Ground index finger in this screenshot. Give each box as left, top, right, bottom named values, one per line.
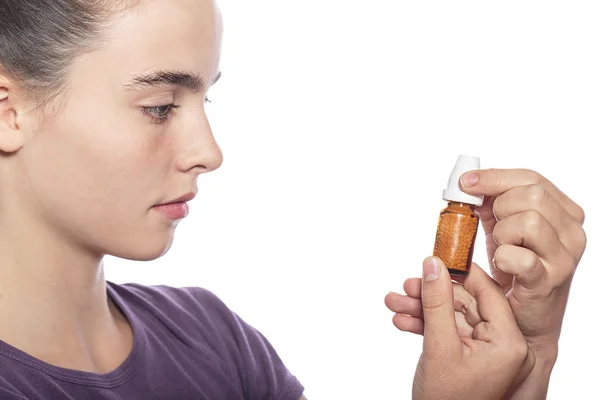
left=459, top=168, right=585, bottom=224
left=463, top=263, right=517, bottom=332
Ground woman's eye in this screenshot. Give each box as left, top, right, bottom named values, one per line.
left=141, top=104, right=180, bottom=124
left=141, top=97, right=212, bottom=124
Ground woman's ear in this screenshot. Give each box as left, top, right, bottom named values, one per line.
left=0, top=82, right=27, bottom=153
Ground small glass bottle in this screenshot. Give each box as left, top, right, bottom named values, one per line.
left=433, top=155, right=484, bottom=276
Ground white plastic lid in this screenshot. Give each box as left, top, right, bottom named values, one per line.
left=441, top=154, right=484, bottom=206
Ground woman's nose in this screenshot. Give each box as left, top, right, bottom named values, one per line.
left=175, top=112, right=223, bottom=175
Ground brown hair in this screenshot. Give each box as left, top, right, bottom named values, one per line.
left=0, top=0, right=138, bottom=107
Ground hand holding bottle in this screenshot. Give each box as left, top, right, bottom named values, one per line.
left=456, top=168, right=587, bottom=398
left=408, top=256, right=534, bottom=400
left=386, top=162, right=587, bottom=399
left=457, top=168, right=586, bottom=353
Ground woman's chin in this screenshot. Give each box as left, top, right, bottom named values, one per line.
left=107, top=229, right=176, bottom=262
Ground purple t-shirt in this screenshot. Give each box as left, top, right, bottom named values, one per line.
left=0, top=281, right=304, bottom=399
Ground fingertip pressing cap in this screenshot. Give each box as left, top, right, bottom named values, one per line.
left=441, top=154, right=484, bottom=206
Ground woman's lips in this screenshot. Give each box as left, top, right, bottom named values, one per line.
left=152, top=192, right=195, bottom=220
left=152, top=202, right=190, bottom=220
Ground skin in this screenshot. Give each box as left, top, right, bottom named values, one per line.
left=412, top=257, right=534, bottom=400
left=0, top=0, right=222, bottom=374
left=385, top=169, right=587, bottom=398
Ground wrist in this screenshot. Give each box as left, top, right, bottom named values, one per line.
left=524, top=332, right=559, bottom=362
left=530, top=341, right=558, bottom=365
left=506, top=351, right=557, bottom=400
left=532, top=352, right=557, bottom=378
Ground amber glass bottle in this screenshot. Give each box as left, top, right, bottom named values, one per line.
left=434, top=202, right=479, bottom=275
left=433, top=155, right=484, bottom=276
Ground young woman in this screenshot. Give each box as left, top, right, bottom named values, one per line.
left=0, top=0, right=586, bottom=399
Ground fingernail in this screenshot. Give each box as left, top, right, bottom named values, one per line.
left=423, top=257, right=439, bottom=282
left=460, top=172, right=479, bottom=188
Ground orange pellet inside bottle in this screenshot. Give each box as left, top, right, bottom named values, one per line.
left=433, top=201, right=479, bottom=275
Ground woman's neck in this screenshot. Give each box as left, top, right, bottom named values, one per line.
left=0, top=213, right=133, bottom=373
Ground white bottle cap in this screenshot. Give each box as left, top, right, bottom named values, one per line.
left=441, top=155, right=484, bottom=206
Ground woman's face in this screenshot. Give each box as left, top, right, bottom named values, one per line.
left=12, top=0, right=223, bottom=260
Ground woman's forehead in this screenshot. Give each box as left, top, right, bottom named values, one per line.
left=91, top=0, right=222, bottom=79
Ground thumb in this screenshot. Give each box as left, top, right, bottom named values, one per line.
left=421, top=256, right=461, bottom=354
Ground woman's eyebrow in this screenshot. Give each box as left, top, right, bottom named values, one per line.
left=123, top=70, right=221, bottom=92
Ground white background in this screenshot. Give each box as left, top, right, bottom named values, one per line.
left=106, top=1, right=599, bottom=398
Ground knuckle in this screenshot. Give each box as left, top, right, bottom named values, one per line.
left=523, top=210, right=544, bottom=235
left=569, top=226, right=587, bottom=264
left=574, top=204, right=586, bottom=225
left=579, top=228, right=588, bottom=255
left=474, top=322, right=493, bottom=339
left=549, top=255, right=577, bottom=289
left=519, top=248, right=539, bottom=272
left=526, top=184, right=548, bottom=208
left=422, top=293, right=445, bottom=310
left=526, top=169, right=545, bottom=186
left=487, top=168, right=504, bottom=191
left=500, top=337, right=528, bottom=364
left=511, top=341, right=529, bottom=364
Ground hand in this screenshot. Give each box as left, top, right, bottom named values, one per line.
left=458, top=169, right=586, bottom=356
left=403, top=257, right=534, bottom=400
left=386, top=168, right=587, bottom=399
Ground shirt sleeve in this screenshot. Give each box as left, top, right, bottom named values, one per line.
left=230, top=311, right=305, bottom=400
left=187, top=287, right=305, bottom=400
left=0, top=385, right=27, bottom=400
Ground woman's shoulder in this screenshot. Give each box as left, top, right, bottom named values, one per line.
left=108, top=280, right=228, bottom=310
left=106, top=280, right=240, bottom=335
